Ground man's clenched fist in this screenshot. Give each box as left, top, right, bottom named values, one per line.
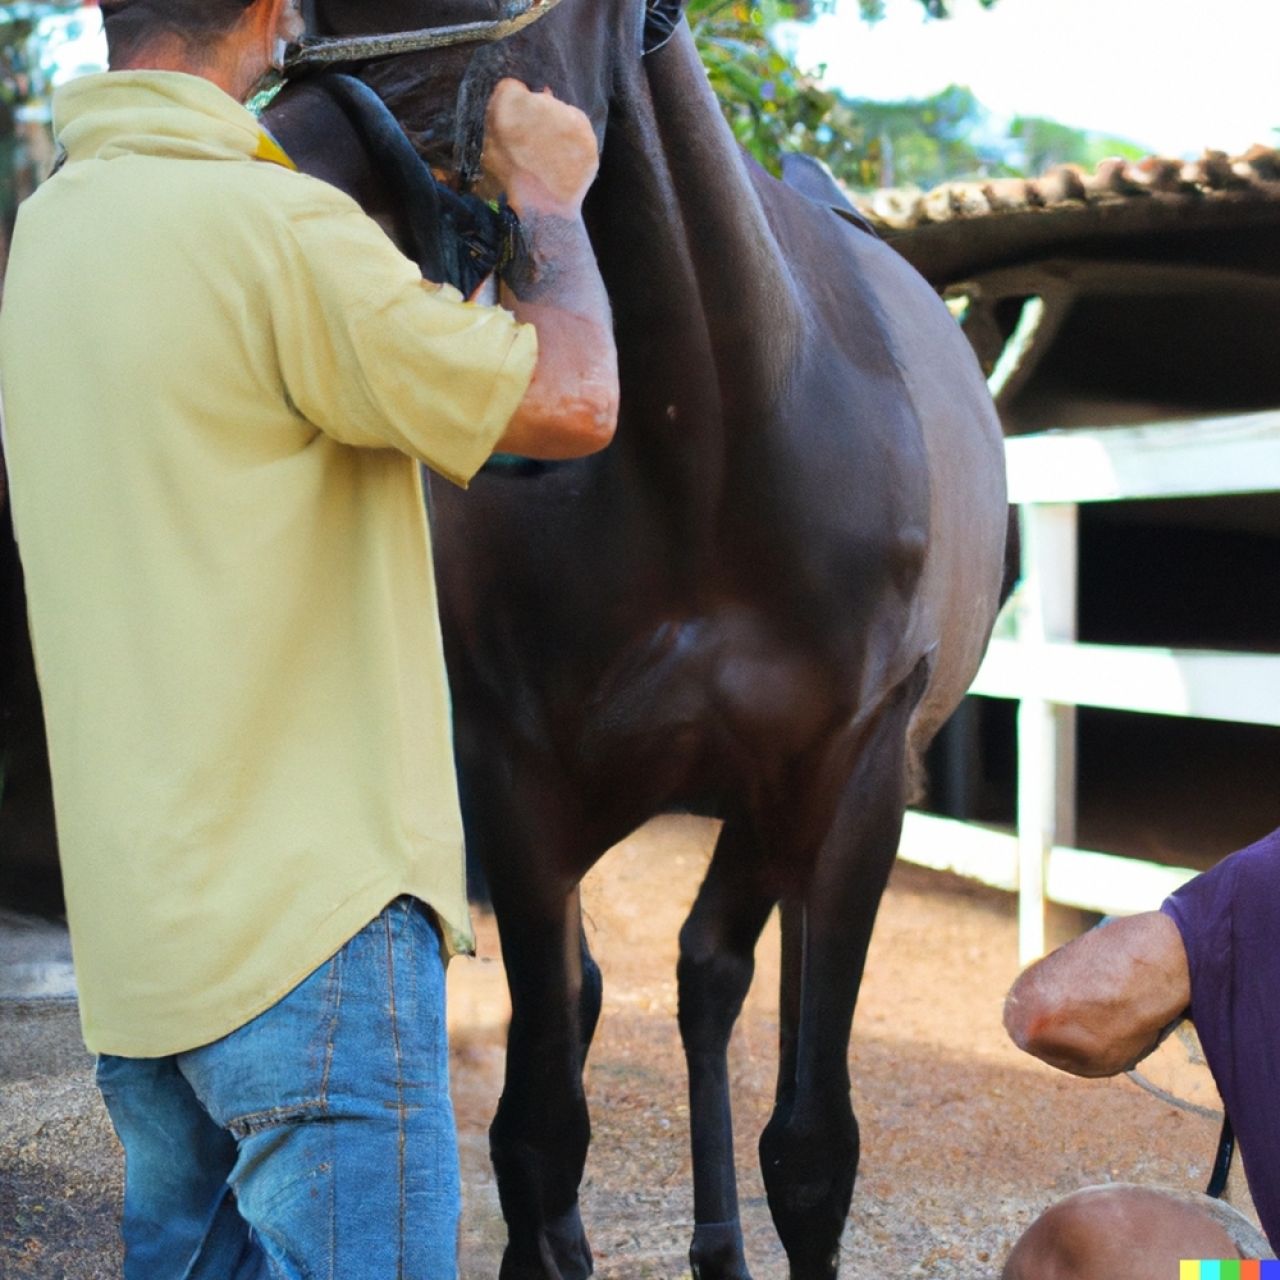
left=481, top=78, right=599, bottom=217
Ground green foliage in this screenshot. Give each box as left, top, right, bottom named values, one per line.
left=689, top=0, right=1008, bottom=180
left=690, top=0, right=1144, bottom=190
left=854, top=0, right=996, bottom=19
left=689, top=0, right=839, bottom=172
left=1010, top=115, right=1147, bottom=172
left=0, top=16, right=40, bottom=108
left=841, top=84, right=1011, bottom=188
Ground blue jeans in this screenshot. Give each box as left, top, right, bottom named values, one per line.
left=96, top=897, right=461, bottom=1279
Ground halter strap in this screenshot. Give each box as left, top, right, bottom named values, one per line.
left=283, top=0, right=564, bottom=73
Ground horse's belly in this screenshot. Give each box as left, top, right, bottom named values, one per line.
left=575, top=605, right=886, bottom=807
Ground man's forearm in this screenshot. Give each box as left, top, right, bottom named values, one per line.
left=493, top=201, right=618, bottom=457
left=1003, top=911, right=1191, bottom=1077
left=477, top=79, right=618, bottom=458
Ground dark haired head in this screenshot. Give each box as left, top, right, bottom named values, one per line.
left=101, top=0, right=262, bottom=69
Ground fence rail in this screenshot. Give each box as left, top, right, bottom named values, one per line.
left=897, top=411, right=1280, bottom=962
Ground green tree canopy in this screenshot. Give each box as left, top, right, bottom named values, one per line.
left=691, top=0, right=839, bottom=165
left=689, top=0, right=1003, bottom=180
left=854, top=0, right=995, bottom=18
left=841, top=84, right=1008, bottom=188
left=691, top=0, right=1143, bottom=190
left=1009, top=115, right=1146, bottom=173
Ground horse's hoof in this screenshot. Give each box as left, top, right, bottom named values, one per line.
left=689, top=1220, right=752, bottom=1280
left=498, top=1249, right=592, bottom=1280
left=498, top=1208, right=594, bottom=1280
left=786, top=1253, right=840, bottom=1280
left=782, top=1234, right=842, bottom=1280
left=544, top=1205, right=594, bottom=1279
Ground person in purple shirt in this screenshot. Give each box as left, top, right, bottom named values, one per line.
left=1000, top=826, right=1280, bottom=1277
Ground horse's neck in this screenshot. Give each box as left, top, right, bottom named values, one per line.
left=562, top=28, right=808, bottom=578
left=624, top=24, right=805, bottom=408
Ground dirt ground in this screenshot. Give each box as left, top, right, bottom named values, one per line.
left=1, top=814, right=1257, bottom=1278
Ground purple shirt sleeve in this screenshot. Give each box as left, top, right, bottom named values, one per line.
left=1160, top=826, right=1280, bottom=1250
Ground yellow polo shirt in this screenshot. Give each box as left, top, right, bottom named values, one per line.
left=0, top=71, right=537, bottom=1057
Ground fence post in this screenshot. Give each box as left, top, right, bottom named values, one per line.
left=1015, top=501, right=1078, bottom=963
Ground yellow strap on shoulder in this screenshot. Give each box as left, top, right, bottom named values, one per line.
left=254, top=130, right=297, bottom=171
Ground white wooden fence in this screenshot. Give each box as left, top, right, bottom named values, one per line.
left=897, top=410, right=1280, bottom=963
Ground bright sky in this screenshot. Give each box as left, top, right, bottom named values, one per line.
left=26, top=1, right=1280, bottom=158
left=782, top=0, right=1280, bottom=159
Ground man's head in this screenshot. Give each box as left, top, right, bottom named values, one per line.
left=102, top=0, right=304, bottom=100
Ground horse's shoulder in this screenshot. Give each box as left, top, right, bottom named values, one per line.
left=748, top=154, right=893, bottom=296
left=778, top=153, right=878, bottom=239
left=266, top=77, right=378, bottom=200
left=752, top=157, right=928, bottom=316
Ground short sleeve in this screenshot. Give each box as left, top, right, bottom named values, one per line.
left=1159, top=827, right=1280, bottom=1249
left=272, top=182, right=538, bottom=487
left=1160, top=851, right=1238, bottom=1032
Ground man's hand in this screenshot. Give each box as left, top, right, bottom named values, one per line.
left=481, top=79, right=599, bottom=218
left=1003, top=912, right=1191, bottom=1078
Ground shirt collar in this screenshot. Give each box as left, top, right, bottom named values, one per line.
left=53, top=70, right=296, bottom=171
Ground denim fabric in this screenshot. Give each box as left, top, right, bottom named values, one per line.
left=96, top=897, right=460, bottom=1279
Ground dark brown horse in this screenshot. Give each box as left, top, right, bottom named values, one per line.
left=0, top=5, right=1005, bottom=1279
left=263, top=5, right=1006, bottom=1276
left=0, top=454, right=59, bottom=917
left=257, top=2, right=1008, bottom=1280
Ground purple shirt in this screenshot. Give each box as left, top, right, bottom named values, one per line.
left=1161, top=826, right=1280, bottom=1249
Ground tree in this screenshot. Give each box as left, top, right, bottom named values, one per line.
left=1009, top=115, right=1146, bottom=174
left=690, top=1, right=1147, bottom=190
left=840, top=84, right=1009, bottom=189
left=690, top=0, right=840, bottom=169
left=856, top=0, right=995, bottom=18
left=689, top=0, right=1000, bottom=176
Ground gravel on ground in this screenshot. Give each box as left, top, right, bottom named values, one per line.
left=1, top=814, right=1257, bottom=1278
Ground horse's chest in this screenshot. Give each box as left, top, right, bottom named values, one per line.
left=569, top=608, right=856, bottom=798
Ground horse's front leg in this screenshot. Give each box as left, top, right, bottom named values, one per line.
left=759, top=666, right=925, bottom=1280
left=489, top=877, right=600, bottom=1280
left=678, top=819, right=778, bottom=1280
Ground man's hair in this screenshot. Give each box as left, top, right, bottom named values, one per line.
left=101, top=0, right=260, bottom=68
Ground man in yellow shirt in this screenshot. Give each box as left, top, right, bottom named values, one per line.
left=0, top=0, right=618, bottom=1273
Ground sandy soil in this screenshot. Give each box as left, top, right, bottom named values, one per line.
left=1, top=814, right=1256, bottom=1278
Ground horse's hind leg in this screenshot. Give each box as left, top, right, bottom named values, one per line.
left=760, top=673, right=923, bottom=1280
left=770, top=894, right=803, bottom=1134
left=678, top=818, right=778, bottom=1280
left=489, top=879, right=599, bottom=1280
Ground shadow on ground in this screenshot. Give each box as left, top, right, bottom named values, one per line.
left=1, top=816, right=1255, bottom=1279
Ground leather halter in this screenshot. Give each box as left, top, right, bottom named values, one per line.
left=282, top=0, right=564, bottom=74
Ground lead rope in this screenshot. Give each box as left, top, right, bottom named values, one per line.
left=1206, top=1115, right=1236, bottom=1200
left=1127, top=1068, right=1236, bottom=1197
left=1125, top=1020, right=1236, bottom=1198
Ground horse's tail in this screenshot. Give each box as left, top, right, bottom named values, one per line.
left=1000, top=505, right=1021, bottom=608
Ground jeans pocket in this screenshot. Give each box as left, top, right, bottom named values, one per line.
left=179, top=945, right=345, bottom=1137
left=93, top=1052, right=125, bottom=1100
left=224, top=1098, right=327, bottom=1141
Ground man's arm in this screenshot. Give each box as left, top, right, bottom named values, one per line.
left=480, top=80, right=619, bottom=460
left=1002, top=911, right=1191, bottom=1077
